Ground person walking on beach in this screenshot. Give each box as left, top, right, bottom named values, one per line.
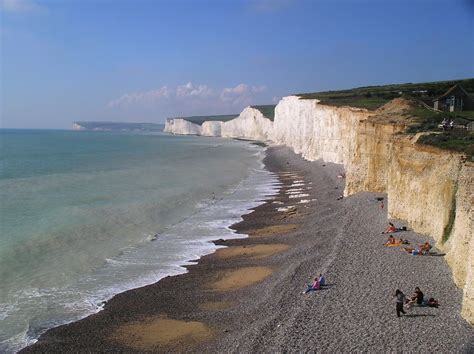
left=394, top=289, right=406, bottom=317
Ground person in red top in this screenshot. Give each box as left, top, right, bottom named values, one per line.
left=303, top=277, right=320, bottom=294
left=382, top=222, right=396, bottom=234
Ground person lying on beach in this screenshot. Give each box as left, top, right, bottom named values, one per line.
left=382, top=223, right=396, bottom=234
left=384, top=236, right=409, bottom=246
left=404, top=243, right=431, bottom=256
left=303, top=277, right=321, bottom=294
left=384, top=235, right=396, bottom=245
left=382, top=223, right=407, bottom=234
left=406, top=287, right=424, bottom=308
left=427, top=297, right=440, bottom=308
left=403, top=247, right=420, bottom=255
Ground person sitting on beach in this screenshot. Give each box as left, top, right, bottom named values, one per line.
left=419, top=242, right=431, bottom=255
left=318, top=274, right=326, bottom=287
left=407, top=287, right=424, bottom=308
left=303, top=277, right=321, bottom=294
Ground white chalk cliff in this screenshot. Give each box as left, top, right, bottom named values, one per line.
left=164, top=96, right=473, bottom=324
left=72, top=123, right=86, bottom=131
left=164, top=118, right=202, bottom=135
left=221, top=106, right=273, bottom=141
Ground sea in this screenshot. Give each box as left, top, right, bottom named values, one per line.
left=0, top=129, right=278, bottom=352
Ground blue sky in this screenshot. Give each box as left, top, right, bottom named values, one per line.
left=1, top=0, right=473, bottom=128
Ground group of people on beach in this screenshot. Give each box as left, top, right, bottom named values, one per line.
left=382, top=223, right=432, bottom=256
left=301, top=219, right=439, bottom=319
left=383, top=222, right=440, bottom=317
left=394, top=287, right=439, bottom=317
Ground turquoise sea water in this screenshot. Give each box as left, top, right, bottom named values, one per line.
left=0, top=130, right=277, bottom=352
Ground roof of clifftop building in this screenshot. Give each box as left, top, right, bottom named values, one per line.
left=432, top=84, right=471, bottom=102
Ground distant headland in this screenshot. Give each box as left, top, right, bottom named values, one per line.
left=72, top=121, right=164, bottom=132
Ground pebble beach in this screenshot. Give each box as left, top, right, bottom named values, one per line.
left=22, top=145, right=473, bottom=353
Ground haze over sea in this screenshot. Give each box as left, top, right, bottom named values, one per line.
left=0, top=129, right=276, bottom=352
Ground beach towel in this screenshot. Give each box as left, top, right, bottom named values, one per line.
left=384, top=243, right=402, bottom=247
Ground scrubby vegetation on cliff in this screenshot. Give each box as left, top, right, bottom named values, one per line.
left=417, top=131, right=474, bottom=159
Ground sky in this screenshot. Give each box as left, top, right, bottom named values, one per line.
left=1, top=0, right=473, bottom=129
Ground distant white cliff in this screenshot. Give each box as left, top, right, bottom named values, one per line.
left=72, top=123, right=86, bottom=131
left=164, top=106, right=273, bottom=141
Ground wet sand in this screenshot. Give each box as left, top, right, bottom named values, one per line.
left=21, top=146, right=473, bottom=353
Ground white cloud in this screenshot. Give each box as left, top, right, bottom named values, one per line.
left=252, top=85, right=267, bottom=93
left=108, top=87, right=171, bottom=107
left=176, top=82, right=213, bottom=98
left=108, top=82, right=267, bottom=113
left=222, top=83, right=249, bottom=95
left=0, top=0, right=46, bottom=13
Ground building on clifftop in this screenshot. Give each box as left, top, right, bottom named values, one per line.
left=432, top=84, right=474, bottom=112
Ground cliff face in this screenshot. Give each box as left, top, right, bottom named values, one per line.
left=273, top=96, right=370, bottom=164
left=221, top=107, right=273, bottom=141
left=164, top=119, right=202, bottom=135
left=345, top=122, right=406, bottom=194
left=201, top=121, right=222, bottom=136
left=164, top=96, right=473, bottom=323
left=448, top=162, right=474, bottom=322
